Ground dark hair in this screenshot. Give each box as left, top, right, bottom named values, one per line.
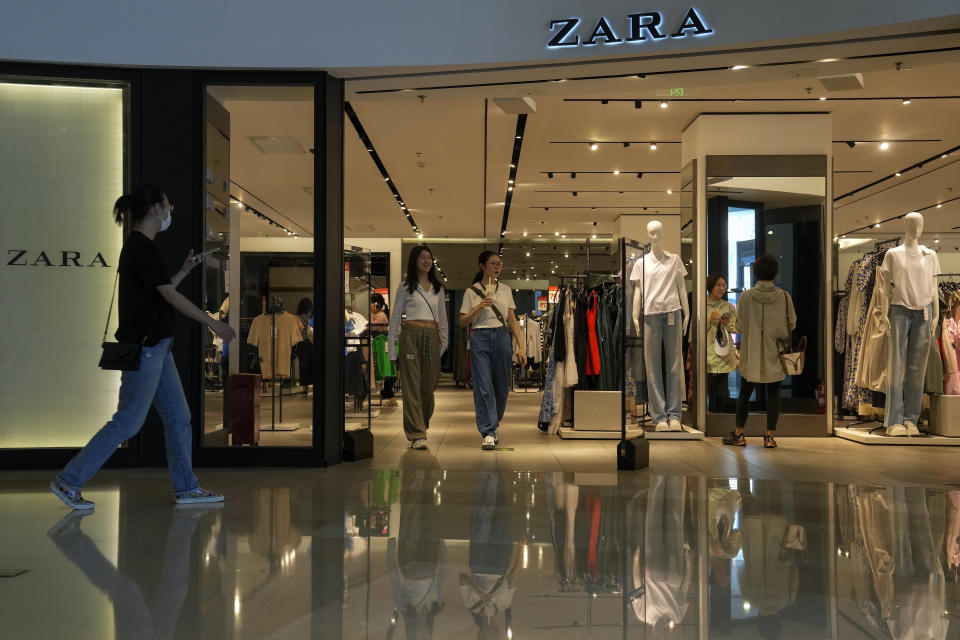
left=752, top=254, right=779, bottom=281
left=404, top=245, right=442, bottom=294
left=371, top=292, right=389, bottom=316
left=472, top=250, right=500, bottom=285
left=706, top=271, right=727, bottom=292
left=113, top=183, right=165, bottom=226
left=296, top=297, right=313, bottom=316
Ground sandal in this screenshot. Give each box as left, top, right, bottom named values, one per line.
left=722, top=430, right=746, bottom=447
left=764, top=434, right=778, bottom=448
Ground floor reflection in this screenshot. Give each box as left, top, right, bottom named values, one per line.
left=32, top=470, right=960, bottom=638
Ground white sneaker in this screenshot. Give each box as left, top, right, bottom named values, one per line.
left=885, top=424, right=908, bottom=437
left=654, top=421, right=669, bottom=432
left=482, top=435, right=497, bottom=450
left=494, top=430, right=500, bottom=445
left=905, top=421, right=921, bottom=436
left=668, top=419, right=683, bottom=432
left=410, top=439, right=428, bottom=450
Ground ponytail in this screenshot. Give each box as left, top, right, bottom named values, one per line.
left=471, top=270, right=484, bottom=285
left=113, top=183, right=165, bottom=226
left=473, top=250, right=498, bottom=285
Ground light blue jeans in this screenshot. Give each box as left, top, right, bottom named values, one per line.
left=58, top=337, right=200, bottom=494
left=644, top=310, right=684, bottom=424
left=470, top=327, right=512, bottom=437
left=884, top=304, right=933, bottom=427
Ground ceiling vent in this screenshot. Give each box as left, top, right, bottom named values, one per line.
left=345, top=224, right=375, bottom=232
left=493, top=97, right=537, bottom=114
left=818, top=73, right=864, bottom=91
left=249, top=136, right=306, bottom=154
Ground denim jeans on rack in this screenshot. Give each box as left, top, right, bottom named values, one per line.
left=884, top=303, right=933, bottom=427
left=644, top=310, right=684, bottom=424
left=58, top=337, right=200, bottom=495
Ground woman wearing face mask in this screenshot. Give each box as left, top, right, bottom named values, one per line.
left=50, top=184, right=236, bottom=510
left=460, top=251, right=527, bottom=450
left=388, top=245, right=449, bottom=450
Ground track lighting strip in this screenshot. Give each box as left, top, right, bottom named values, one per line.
left=836, top=194, right=960, bottom=237
left=835, top=144, right=960, bottom=202
left=499, top=114, right=527, bottom=242
left=565, top=96, right=960, bottom=104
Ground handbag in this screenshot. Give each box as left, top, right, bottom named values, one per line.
left=98, top=271, right=156, bottom=371
left=777, top=290, right=806, bottom=376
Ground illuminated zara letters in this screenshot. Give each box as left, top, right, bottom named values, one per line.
left=547, top=7, right=713, bottom=49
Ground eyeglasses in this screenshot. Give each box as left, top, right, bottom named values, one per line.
left=487, top=262, right=503, bottom=268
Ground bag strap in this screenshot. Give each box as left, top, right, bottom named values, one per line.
left=103, top=269, right=159, bottom=345
left=415, top=287, right=440, bottom=326
left=471, top=284, right=506, bottom=326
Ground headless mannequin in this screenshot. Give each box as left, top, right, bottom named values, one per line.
left=881, top=212, right=939, bottom=336
left=632, top=221, right=690, bottom=335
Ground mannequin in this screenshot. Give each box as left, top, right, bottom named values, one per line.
left=879, top=212, right=941, bottom=436
left=630, top=220, right=689, bottom=431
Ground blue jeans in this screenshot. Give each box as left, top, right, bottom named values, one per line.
left=470, top=327, right=512, bottom=437
left=884, top=304, right=932, bottom=427
left=644, top=310, right=683, bottom=424
left=59, top=337, right=199, bottom=494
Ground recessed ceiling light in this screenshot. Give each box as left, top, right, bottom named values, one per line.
left=522, top=231, right=528, bottom=236
left=935, top=238, right=940, bottom=243
left=590, top=143, right=599, bottom=151
left=561, top=234, right=566, bottom=238
left=650, top=143, right=658, bottom=151
left=731, top=65, right=748, bottom=70
left=767, top=230, right=774, bottom=235
left=526, top=252, right=530, bottom=257
left=880, top=142, right=890, bottom=150
left=819, top=97, right=827, bottom=101
left=659, top=101, right=668, bottom=109
left=666, top=189, right=673, bottom=194
left=592, top=234, right=597, bottom=239
left=555, top=231, right=560, bottom=236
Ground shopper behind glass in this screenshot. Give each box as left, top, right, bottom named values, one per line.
left=723, top=255, right=795, bottom=449
left=460, top=251, right=526, bottom=451
left=370, top=292, right=398, bottom=407
left=294, top=297, right=314, bottom=396
left=706, top=272, right=739, bottom=413
left=388, top=246, right=449, bottom=450
left=50, top=184, right=236, bottom=510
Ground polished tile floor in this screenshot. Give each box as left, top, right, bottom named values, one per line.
left=5, top=384, right=960, bottom=638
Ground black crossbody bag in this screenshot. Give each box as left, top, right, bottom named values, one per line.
left=98, top=271, right=157, bottom=371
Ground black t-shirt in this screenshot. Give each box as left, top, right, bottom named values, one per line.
left=115, top=231, right=174, bottom=346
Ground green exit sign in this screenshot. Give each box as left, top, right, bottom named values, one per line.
left=670, top=88, right=686, bottom=97
left=657, top=88, right=699, bottom=98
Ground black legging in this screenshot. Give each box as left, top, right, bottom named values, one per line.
left=735, top=378, right=782, bottom=431
left=707, top=372, right=729, bottom=413
left=381, top=376, right=396, bottom=399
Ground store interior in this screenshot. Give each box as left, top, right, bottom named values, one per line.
left=198, top=33, right=960, bottom=449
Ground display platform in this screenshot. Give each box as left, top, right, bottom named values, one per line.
left=644, top=425, right=705, bottom=441
left=264, top=422, right=300, bottom=432
left=834, top=426, right=960, bottom=446
left=557, top=427, right=645, bottom=440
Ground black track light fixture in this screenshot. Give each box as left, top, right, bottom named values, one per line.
left=636, top=172, right=643, bottom=179
left=634, top=100, right=642, bottom=109
left=637, top=73, right=646, bottom=79
left=571, top=172, right=577, bottom=179
left=846, top=141, right=856, bottom=149
left=572, top=191, right=578, bottom=197
left=623, top=141, right=630, bottom=148
left=601, top=100, right=609, bottom=105
left=544, top=207, right=550, bottom=211
left=547, top=172, right=554, bottom=179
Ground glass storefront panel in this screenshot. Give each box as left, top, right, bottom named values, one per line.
left=201, top=85, right=315, bottom=448
left=0, top=79, right=127, bottom=448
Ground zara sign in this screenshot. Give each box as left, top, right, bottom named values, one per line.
left=547, top=7, right=713, bottom=49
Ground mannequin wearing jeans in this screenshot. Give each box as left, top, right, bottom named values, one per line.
left=631, top=220, right=689, bottom=431
left=879, top=213, right=941, bottom=436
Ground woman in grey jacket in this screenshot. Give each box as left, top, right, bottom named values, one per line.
left=723, top=255, right=796, bottom=448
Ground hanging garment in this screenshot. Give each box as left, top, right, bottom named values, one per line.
left=563, top=293, right=579, bottom=388
left=247, top=311, right=303, bottom=379
left=856, top=267, right=889, bottom=393
left=843, top=255, right=881, bottom=413
left=574, top=288, right=589, bottom=384
left=372, top=333, right=398, bottom=380
left=586, top=291, right=601, bottom=377
left=943, top=317, right=960, bottom=395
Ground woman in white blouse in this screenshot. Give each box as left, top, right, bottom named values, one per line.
left=460, top=251, right=527, bottom=450
left=388, top=246, right=449, bottom=450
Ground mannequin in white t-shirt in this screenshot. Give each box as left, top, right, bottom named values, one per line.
left=629, top=220, right=689, bottom=431
left=879, top=212, right=942, bottom=436
left=632, top=221, right=690, bottom=335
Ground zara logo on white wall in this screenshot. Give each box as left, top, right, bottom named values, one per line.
left=547, top=7, right=713, bottom=49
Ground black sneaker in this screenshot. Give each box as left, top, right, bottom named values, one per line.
left=722, top=431, right=746, bottom=447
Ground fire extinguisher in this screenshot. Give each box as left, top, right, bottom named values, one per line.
left=816, top=381, right=826, bottom=414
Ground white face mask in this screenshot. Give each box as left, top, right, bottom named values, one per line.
left=158, top=206, right=172, bottom=232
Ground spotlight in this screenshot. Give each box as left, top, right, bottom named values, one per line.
left=874, top=223, right=881, bottom=228
left=554, top=231, right=560, bottom=236
left=634, top=100, right=642, bottom=109
left=547, top=172, right=554, bottom=179
left=637, top=73, right=646, bottom=79
left=895, top=172, right=901, bottom=177
left=846, top=141, right=856, bottom=149
left=659, top=101, right=668, bottom=109
left=623, top=141, right=630, bottom=148
left=522, top=231, right=528, bottom=236
left=637, top=172, right=643, bottom=179
left=572, top=191, right=578, bottom=197
left=819, top=97, right=827, bottom=101
left=613, top=170, right=620, bottom=175
left=508, top=186, right=514, bottom=191
left=937, top=204, right=943, bottom=208
left=571, top=172, right=577, bottom=179
left=650, top=143, right=657, bottom=150
left=591, top=207, right=597, bottom=211
left=731, top=65, right=748, bottom=70
left=666, top=189, right=673, bottom=194
left=545, top=207, right=550, bottom=211
left=880, top=142, right=890, bottom=150
left=601, top=100, right=608, bottom=105
left=902, top=98, right=911, bottom=105
left=526, top=252, right=530, bottom=257
left=592, top=234, right=597, bottom=239
left=590, top=143, right=599, bottom=151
